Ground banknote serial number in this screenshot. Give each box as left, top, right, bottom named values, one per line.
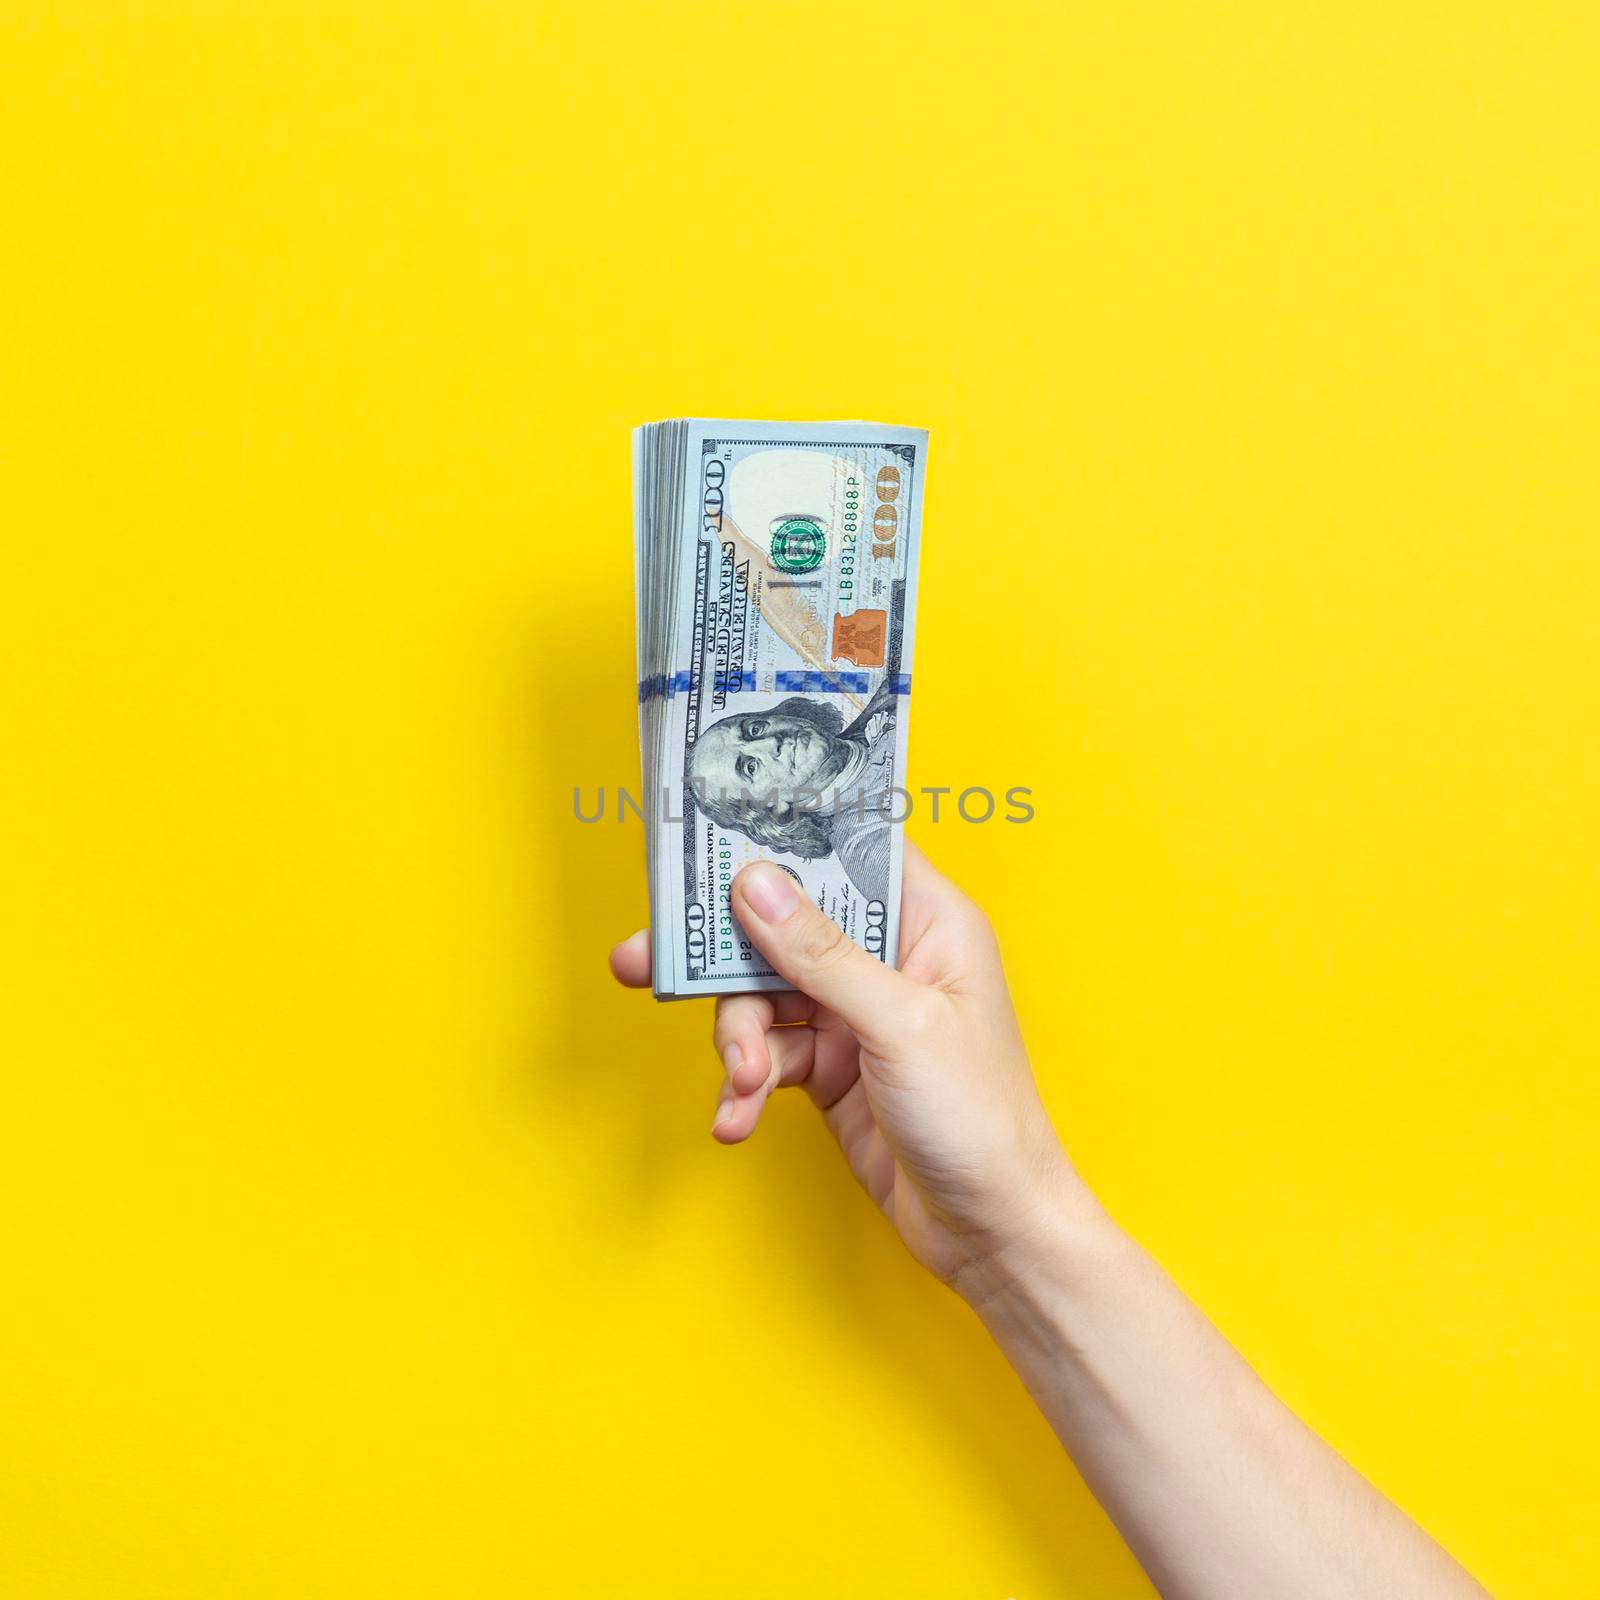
left=714, top=844, right=753, bottom=964
left=839, top=476, right=860, bottom=599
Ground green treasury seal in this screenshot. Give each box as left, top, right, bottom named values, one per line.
left=769, top=516, right=826, bottom=574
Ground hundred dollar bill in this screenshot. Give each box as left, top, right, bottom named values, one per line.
left=633, top=420, right=927, bottom=997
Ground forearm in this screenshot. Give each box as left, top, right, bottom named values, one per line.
left=961, top=1187, right=1487, bottom=1600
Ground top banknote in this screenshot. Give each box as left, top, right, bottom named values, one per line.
left=633, top=420, right=928, bottom=998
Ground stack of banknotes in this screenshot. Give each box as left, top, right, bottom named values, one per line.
left=632, top=419, right=928, bottom=998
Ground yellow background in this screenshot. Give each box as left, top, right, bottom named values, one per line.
left=3, top=3, right=1595, bottom=1595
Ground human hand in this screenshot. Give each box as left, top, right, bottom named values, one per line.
left=607, top=843, right=1096, bottom=1296
left=612, top=855, right=1493, bottom=1600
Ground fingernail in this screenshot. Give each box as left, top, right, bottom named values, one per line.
left=713, top=1098, right=735, bottom=1132
left=721, top=1042, right=743, bottom=1078
left=741, top=861, right=799, bottom=922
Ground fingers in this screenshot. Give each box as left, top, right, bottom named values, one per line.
left=711, top=1025, right=816, bottom=1144
left=608, top=928, right=651, bottom=988
left=729, top=863, right=925, bottom=1046
left=608, top=927, right=823, bottom=1142
left=711, top=1016, right=888, bottom=1205
left=800, top=1021, right=865, bottom=1113
left=713, top=989, right=814, bottom=1095
left=713, top=992, right=775, bottom=1095
left=608, top=921, right=871, bottom=1161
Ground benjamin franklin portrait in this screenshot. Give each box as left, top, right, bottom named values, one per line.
left=687, top=682, right=899, bottom=903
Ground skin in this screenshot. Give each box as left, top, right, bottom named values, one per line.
left=688, top=709, right=850, bottom=813
left=608, top=843, right=1490, bottom=1600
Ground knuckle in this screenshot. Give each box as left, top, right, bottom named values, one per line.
left=798, top=914, right=855, bottom=973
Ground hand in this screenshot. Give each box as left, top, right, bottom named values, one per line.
left=612, top=856, right=1491, bottom=1600
left=608, top=842, right=1093, bottom=1295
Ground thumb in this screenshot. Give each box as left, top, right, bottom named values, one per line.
left=730, top=861, right=921, bottom=1039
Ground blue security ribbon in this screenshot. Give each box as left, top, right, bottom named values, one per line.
left=636, top=670, right=694, bottom=703
left=637, top=671, right=911, bottom=703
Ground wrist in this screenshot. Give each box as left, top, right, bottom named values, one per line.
left=949, top=1162, right=1131, bottom=1330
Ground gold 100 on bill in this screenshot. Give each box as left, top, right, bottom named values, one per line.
left=633, top=420, right=928, bottom=998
